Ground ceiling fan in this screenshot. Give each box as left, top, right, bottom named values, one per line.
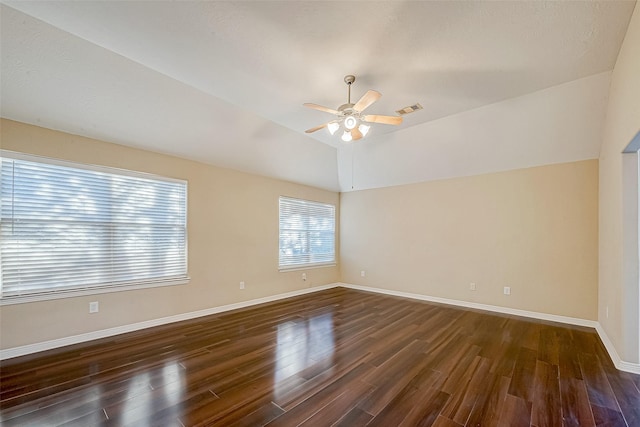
left=304, top=75, right=403, bottom=142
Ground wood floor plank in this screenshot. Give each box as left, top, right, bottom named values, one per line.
left=602, top=366, right=640, bottom=427
left=398, top=389, right=451, bottom=427
left=531, top=360, right=562, bottom=427
left=538, top=327, right=560, bottom=366
left=359, top=339, right=431, bottom=415
left=559, top=377, right=597, bottom=427
left=1, top=287, right=638, bottom=427
left=223, top=401, right=284, bottom=427
left=266, top=363, right=374, bottom=426
left=590, top=404, right=627, bottom=427
left=465, top=374, right=511, bottom=427
left=332, top=406, right=373, bottom=426
left=558, top=329, right=584, bottom=381
left=367, top=383, right=438, bottom=427
left=297, top=381, right=374, bottom=427
left=271, top=350, right=372, bottom=410
left=207, top=398, right=283, bottom=427
left=442, top=356, right=492, bottom=425
left=432, top=415, right=464, bottom=427
left=579, top=353, right=623, bottom=412
left=508, top=347, right=538, bottom=403
left=498, top=394, right=532, bottom=427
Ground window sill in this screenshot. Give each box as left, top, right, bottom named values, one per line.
left=0, top=277, right=191, bottom=306
left=278, top=263, right=337, bottom=273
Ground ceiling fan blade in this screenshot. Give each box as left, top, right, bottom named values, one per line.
left=353, top=90, right=381, bottom=113
left=362, top=114, right=403, bottom=125
left=303, top=103, right=340, bottom=115
left=305, top=123, right=329, bottom=133
left=351, top=127, right=363, bottom=141
left=305, top=120, right=340, bottom=134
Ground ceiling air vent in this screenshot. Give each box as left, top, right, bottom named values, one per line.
left=396, top=103, right=423, bottom=115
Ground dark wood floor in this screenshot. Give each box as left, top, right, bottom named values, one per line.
left=1, top=287, right=639, bottom=426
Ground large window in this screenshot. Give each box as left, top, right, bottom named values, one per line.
left=279, top=196, right=335, bottom=270
left=0, top=151, right=188, bottom=303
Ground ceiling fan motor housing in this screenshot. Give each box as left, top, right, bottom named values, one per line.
left=338, top=103, right=356, bottom=114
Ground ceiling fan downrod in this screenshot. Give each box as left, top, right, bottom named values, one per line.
left=344, top=75, right=355, bottom=105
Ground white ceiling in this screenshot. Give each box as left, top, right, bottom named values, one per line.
left=1, top=1, right=636, bottom=192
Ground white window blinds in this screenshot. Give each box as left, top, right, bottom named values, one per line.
left=0, top=152, right=187, bottom=300
left=279, top=196, right=335, bottom=269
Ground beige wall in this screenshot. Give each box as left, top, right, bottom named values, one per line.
left=599, top=4, right=640, bottom=363
left=341, top=160, right=599, bottom=320
left=0, top=119, right=340, bottom=349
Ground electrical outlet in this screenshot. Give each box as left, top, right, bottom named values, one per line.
left=470, top=282, right=476, bottom=291
left=240, top=281, right=245, bottom=289
left=361, top=270, right=366, bottom=277
left=89, top=301, right=99, bottom=313
left=503, top=286, right=511, bottom=295
left=302, top=273, right=307, bottom=281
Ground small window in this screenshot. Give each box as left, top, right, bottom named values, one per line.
left=0, top=151, right=188, bottom=303
left=279, top=196, right=335, bottom=270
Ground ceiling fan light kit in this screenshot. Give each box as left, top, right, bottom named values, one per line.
left=304, top=75, right=405, bottom=143
left=344, top=116, right=357, bottom=130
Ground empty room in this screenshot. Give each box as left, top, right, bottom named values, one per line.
left=1, top=1, right=639, bottom=426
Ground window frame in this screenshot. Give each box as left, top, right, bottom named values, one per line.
left=278, top=196, right=336, bottom=271
left=0, top=150, right=189, bottom=305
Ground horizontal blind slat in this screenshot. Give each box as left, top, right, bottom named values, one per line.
left=1, top=154, right=188, bottom=297
left=278, top=196, right=335, bottom=268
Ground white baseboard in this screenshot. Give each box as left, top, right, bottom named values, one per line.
left=0, top=283, right=340, bottom=361
left=339, top=283, right=597, bottom=327
left=4, top=282, right=639, bottom=375
left=595, top=323, right=640, bottom=374
left=339, top=283, right=640, bottom=374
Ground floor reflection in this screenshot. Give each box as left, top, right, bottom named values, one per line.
left=117, top=361, right=185, bottom=425
left=274, top=311, right=335, bottom=388
left=118, top=371, right=151, bottom=426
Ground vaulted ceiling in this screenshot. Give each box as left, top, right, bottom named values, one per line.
left=1, top=1, right=636, bottom=192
